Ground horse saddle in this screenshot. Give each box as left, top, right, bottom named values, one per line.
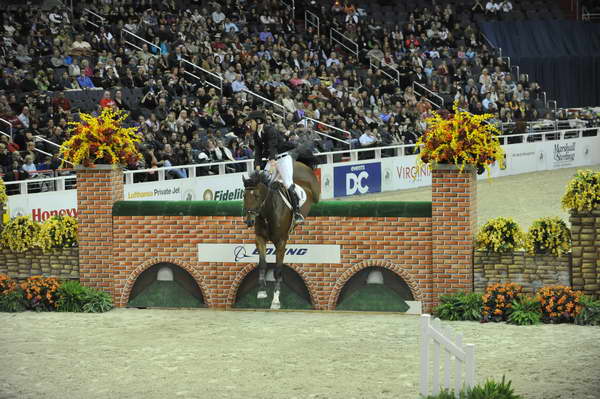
left=264, top=170, right=307, bottom=209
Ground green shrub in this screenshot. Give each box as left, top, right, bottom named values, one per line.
left=434, top=292, right=482, bottom=321
left=0, top=289, right=26, bottom=312
left=421, top=376, right=522, bottom=399
left=574, top=295, right=600, bottom=326
left=524, top=217, right=571, bottom=257
left=56, top=280, right=88, bottom=312
left=82, top=289, right=113, bottom=313
left=476, top=217, right=524, bottom=253
left=507, top=296, right=542, bottom=325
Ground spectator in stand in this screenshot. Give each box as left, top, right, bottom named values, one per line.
left=99, top=91, right=116, bottom=109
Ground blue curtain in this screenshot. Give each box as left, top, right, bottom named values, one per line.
left=479, top=20, right=600, bottom=108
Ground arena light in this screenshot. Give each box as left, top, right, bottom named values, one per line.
left=366, top=270, right=384, bottom=285
left=157, top=266, right=174, bottom=281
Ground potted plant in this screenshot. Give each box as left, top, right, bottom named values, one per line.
left=416, top=102, right=505, bottom=174
left=59, top=108, right=142, bottom=168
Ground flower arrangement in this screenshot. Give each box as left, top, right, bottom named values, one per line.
left=561, top=169, right=600, bottom=213
left=59, top=107, right=142, bottom=167
left=524, top=217, right=571, bottom=257
left=36, top=215, right=78, bottom=251
left=0, top=176, right=7, bottom=207
left=482, top=282, right=523, bottom=322
left=476, top=217, right=524, bottom=253
left=416, top=101, right=505, bottom=174
left=0, top=273, right=16, bottom=295
left=0, top=215, right=78, bottom=252
left=20, top=276, right=60, bottom=311
left=537, top=285, right=582, bottom=323
left=0, top=216, right=41, bottom=253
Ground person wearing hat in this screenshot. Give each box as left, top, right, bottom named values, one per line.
left=246, top=110, right=304, bottom=224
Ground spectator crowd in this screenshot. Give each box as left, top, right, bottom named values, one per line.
left=0, top=0, right=597, bottom=186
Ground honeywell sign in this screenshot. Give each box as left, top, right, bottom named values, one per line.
left=7, top=190, right=78, bottom=221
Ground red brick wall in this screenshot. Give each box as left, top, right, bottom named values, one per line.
left=112, top=215, right=432, bottom=310
left=431, top=165, right=476, bottom=307
left=77, top=166, right=123, bottom=295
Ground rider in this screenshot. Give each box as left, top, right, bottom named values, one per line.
left=246, top=110, right=304, bottom=224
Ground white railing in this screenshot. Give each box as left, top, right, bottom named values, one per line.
left=123, top=159, right=254, bottom=185
left=369, top=55, right=400, bottom=85
left=242, top=89, right=288, bottom=119
left=305, top=10, right=320, bottom=37
left=121, top=29, right=161, bottom=54
left=4, top=174, right=76, bottom=196
left=330, top=28, right=359, bottom=58
left=413, top=82, right=445, bottom=109
left=180, top=59, right=224, bottom=94
left=0, top=118, right=13, bottom=140
left=83, top=8, right=106, bottom=28
left=420, top=314, right=475, bottom=397
left=5, top=127, right=598, bottom=193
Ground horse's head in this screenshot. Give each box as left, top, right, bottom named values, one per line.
left=242, top=171, right=269, bottom=227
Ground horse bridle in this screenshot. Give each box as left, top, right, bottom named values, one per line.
left=244, top=184, right=272, bottom=220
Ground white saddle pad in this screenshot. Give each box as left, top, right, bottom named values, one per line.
left=266, top=169, right=307, bottom=208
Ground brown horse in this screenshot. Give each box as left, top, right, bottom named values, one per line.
left=242, top=161, right=320, bottom=309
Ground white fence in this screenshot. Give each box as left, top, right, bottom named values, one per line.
left=420, top=314, right=475, bottom=397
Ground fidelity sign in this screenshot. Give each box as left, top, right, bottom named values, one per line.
left=197, top=244, right=341, bottom=264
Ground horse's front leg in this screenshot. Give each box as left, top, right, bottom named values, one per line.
left=270, top=240, right=286, bottom=310
left=256, top=235, right=268, bottom=300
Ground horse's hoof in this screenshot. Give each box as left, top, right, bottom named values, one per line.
left=257, top=291, right=267, bottom=299
left=270, top=302, right=281, bottom=310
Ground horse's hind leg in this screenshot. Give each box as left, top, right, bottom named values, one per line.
left=270, top=241, right=286, bottom=310
left=256, top=236, right=268, bottom=300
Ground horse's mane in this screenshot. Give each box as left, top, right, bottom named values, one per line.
left=243, top=170, right=271, bottom=188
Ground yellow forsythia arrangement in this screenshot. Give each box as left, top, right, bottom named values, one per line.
left=59, top=107, right=142, bottom=167
left=0, top=273, right=17, bottom=295
left=36, top=215, right=78, bottom=251
left=561, top=169, right=600, bottom=212
left=20, top=276, right=60, bottom=311
left=0, top=215, right=78, bottom=252
left=0, top=176, right=7, bottom=206
left=0, top=216, right=40, bottom=252
left=482, top=282, right=523, bottom=322
left=525, top=217, right=571, bottom=257
left=416, top=101, right=505, bottom=174
left=476, top=217, right=524, bottom=253
left=537, top=285, right=582, bottom=323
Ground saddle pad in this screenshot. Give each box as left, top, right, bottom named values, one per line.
left=267, top=169, right=307, bottom=208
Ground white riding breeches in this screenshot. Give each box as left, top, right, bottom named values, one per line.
left=274, top=154, right=294, bottom=189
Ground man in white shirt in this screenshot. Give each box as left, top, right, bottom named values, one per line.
left=359, top=130, right=378, bottom=147
left=500, top=0, right=513, bottom=12
left=18, top=106, right=30, bottom=128
left=212, top=7, right=225, bottom=24
left=326, top=51, right=340, bottom=68
left=231, top=74, right=248, bottom=93
left=71, top=35, right=92, bottom=56
left=21, top=155, right=37, bottom=176
left=486, top=0, right=500, bottom=14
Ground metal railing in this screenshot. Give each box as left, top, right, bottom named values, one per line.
left=83, top=8, right=106, bottom=28
left=582, top=12, right=600, bottom=21
left=305, top=10, right=320, bottom=37
left=180, top=59, right=224, bottom=94
left=280, top=0, right=296, bottom=25
left=34, top=136, right=74, bottom=166
left=412, top=82, right=445, bottom=109
left=0, top=118, right=13, bottom=140
left=242, top=89, right=288, bottom=119
left=330, top=28, right=359, bottom=58
left=121, top=29, right=161, bottom=54
left=4, top=127, right=598, bottom=193
left=302, top=116, right=351, bottom=148
left=369, top=55, right=400, bottom=85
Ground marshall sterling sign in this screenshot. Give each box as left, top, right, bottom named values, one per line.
left=197, top=244, right=341, bottom=264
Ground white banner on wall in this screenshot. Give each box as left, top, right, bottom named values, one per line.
left=7, top=190, right=78, bottom=221
left=198, top=244, right=341, bottom=264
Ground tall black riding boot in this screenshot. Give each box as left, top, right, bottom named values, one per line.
left=288, top=184, right=304, bottom=224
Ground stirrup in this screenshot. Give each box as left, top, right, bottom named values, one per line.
left=293, top=212, right=304, bottom=224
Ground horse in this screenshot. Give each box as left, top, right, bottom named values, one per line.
left=242, top=161, right=321, bottom=309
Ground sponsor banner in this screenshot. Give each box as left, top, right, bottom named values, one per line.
left=123, top=172, right=246, bottom=202
left=381, top=155, right=432, bottom=191
left=333, top=162, right=381, bottom=197
left=7, top=190, right=78, bottom=221
left=198, top=244, right=341, bottom=264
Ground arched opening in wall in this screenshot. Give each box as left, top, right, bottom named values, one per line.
left=336, top=267, right=416, bottom=312
left=234, top=264, right=312, bottom=310
left=128, top=263, right=205, bottom=308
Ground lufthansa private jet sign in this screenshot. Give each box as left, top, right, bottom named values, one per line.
left=197, top=244, right=341, bottom=264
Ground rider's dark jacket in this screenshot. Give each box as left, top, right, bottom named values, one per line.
left=253, top=124, right=295, bottom=166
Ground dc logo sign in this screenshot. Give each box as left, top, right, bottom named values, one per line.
left=333, top=163, right=382, bottom=197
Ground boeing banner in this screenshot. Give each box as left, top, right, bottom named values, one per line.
left=333, top=162, right=382, bottom=197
